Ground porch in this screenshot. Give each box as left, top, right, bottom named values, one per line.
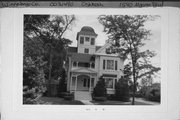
left=69, top=68, right=97, bottom=92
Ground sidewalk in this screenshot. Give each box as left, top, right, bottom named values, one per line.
left=80, top=100, right=94, bottom=105
left=132, top=98, right=160, bottom=105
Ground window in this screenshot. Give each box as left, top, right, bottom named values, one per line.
left=84, top=48, right=89, bottom=53
left=91, top=38, right=95, bottom=45
left=91, top=78, right=95, bottom=87
left=107, top=60, right=114, bottom=70
left=80, top=37, right=84, bottom=44
left=72, top=76, right=76, bottom=86
left=83, top=79, right=87, bottom=87
left=91, top=63, right=95, bottom=68
left=115, top=61, right=118, bottom=70
left=85, top=37, right=90, bottom=42
left=105, top=78, right=114, bottom=89
left=73, top=62, right=77, bottom=67
left=103, top=60, right=106, bottom=70
left=87, top=79, right=90, bottom=87
left=78, top=62, right=90, bottom=68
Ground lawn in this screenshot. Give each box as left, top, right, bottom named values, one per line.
left=91, top=99, right=157, bottom=105
left=38, top=97, right=84, bottom=105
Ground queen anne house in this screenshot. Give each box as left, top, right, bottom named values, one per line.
left=66, top=26, right=124, bottom=96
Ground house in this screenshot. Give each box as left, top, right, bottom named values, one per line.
left=66, top=26, right=124, bottom=95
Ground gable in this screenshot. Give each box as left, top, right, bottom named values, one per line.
left=95, top=43, right=111, bottom=54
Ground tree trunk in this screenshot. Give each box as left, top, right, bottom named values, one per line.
left=132, top=62, right=136, bottom=105
left=47, top=46, right=53, bottom=97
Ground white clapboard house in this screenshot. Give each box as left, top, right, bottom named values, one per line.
left=66, top=26, right=124, bottom=96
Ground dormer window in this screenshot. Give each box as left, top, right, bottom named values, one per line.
left=80, top=37, right=84, bottom=44
left=85, top=37, right=90, bottom=42
left=91, top=38, right=95, bottom=45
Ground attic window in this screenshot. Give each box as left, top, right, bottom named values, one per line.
left=85, top=37, right=90, bottom=42
left=106, top=48, right=111, bottom=54
left=91, top=38, right=95, bottom=45
left=80, top=37, right=84, bottom=44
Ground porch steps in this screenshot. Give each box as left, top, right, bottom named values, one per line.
left=74, top=91, right=92, bottom=101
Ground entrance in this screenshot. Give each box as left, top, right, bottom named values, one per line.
left=77, top=75, right=90, bottom=91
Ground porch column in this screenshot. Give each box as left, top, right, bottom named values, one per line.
left=75, top=76, right=77, bottom=92
left=89, top=77, right=91, bottom=92
left=70, top=75, right=72, bottom=91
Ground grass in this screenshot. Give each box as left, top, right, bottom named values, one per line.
left=91, top=99, right=155, bottom=105
left=38, top=97, right=84, bottom=105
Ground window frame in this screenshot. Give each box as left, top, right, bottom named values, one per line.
left=85, top=37, right=90, bottom=42
left=104, top=77, right=115, bottom=89
left=84, top=48, right=89, bottom=54
left=80, top=36, right=84, bottom=44
left=106, top=60, right=114, bottom=70
left=115, top=61, right=118, bottom=70
left=91, top=38, right=95, bottom=45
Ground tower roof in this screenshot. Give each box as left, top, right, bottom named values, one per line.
left=76, top=26, right=98, bottom=40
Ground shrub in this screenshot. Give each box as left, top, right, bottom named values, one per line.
left=58, top=68, right=67, bottom=97
left=93, top=76, right=107, bottom=98
left=23, top=57, right=47, bottom=104
left=93, top=97, right=107, bottom=101
left=144, top=83, right=160, bottom=102
left=115, top=77, right=130, bottom=102
left=64, top=92, right=74, bottom=101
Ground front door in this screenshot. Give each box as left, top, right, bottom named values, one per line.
left=77, top=75, right=90, bottom=91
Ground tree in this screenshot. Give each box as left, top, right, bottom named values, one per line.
left=99, top=15, right=160, bottom=105
left=115, top=77, right=130, bottom=102
left=93, top=76, right=107, bottom=97
left=58, top=68, right=67, bottom=96
left=23, top=56, right=47, bottom=104
left=24, top=15, right=75, bottom=97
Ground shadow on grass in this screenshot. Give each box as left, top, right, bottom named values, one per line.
left=38, top=97, right=84, bottom=105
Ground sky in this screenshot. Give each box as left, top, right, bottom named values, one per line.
left=63, top=15, right=161, bottom=82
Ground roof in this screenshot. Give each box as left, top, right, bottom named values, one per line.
left=76, top=26, right=98, bottom=40
left=95, top=46, right=102, bottom=51
left=68, top=53, right=95, bottom=62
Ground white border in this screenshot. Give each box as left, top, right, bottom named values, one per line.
left=1, top=8, right=180, bottom=120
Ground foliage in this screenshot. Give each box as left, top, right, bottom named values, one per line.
left=93, top=76, right=107, bottom=97
left=144, top=83, right=160, bottom=102
left=99, top=15, right=161, bottom=104
left=23, top=57, right=47, bottom=104
left=115, top=77, right=130, bottom=102
left=24, top=15, right=75, bottom=97
left=58, top=68, right=67, bottom=96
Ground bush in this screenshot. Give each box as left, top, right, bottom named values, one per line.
left=115, top=77, right=130, bottom=102
left=64, top=92, right=74, bottom=101
left=58, top=68, right=67, bottom=97
left=93, top=76, right=107, bottom=99
left=93, top=97, right=107, bottom=101
left=145, top=88, right=160, bottom=102
left=23, top=57, right=47, bottom=104
left=107, top=94, right=116, bottom=100
left=144, top=83, right=161, bottom=102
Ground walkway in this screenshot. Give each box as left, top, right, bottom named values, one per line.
left=80, top=100, right=94, bottom=105
left=74, top=91, right=92, bottom=101
left=132, top=98, right=160, bottom=105
left=74, top=91, right=94, bottom=105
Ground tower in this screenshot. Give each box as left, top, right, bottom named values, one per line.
left=76, top=26, right=98, bottom=54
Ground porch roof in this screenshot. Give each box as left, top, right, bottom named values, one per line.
left=71, top=68, right=97, bottom=74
